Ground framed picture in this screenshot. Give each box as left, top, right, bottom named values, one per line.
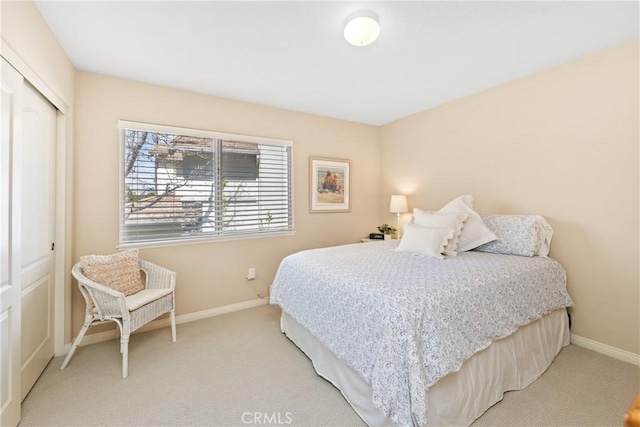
left=309, top=157, right=351, bottom=213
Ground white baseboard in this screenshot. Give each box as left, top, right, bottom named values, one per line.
left=571, top=333, right=640, bottom=366
left=64, top=302, right=639, bottom=369
left=63, top=298, right=269, bottom=354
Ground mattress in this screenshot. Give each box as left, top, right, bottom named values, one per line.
left=270, top=241, right=573, bottom=426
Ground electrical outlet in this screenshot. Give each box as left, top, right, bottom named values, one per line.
left=247, top=267, right=256, bottom=280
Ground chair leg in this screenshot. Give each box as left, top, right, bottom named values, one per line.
left=112, top=319, right=129, bottom=379
left=60, top=314, right=94, bottom=370
left=121, top=335, right=129, bottom=379
left=170, top=309, right=177, bottom=343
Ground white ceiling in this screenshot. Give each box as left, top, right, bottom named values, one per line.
left=36, top=1, right=639, bottom=126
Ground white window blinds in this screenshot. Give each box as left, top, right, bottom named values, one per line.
left=119, top=121, right=293, bottom=246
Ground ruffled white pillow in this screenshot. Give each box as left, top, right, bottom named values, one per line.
left=412, top=209, right=469, bottom=256
left=438, top=195, right=497, bottom=252
left=394, top=223, right=453, bottom=259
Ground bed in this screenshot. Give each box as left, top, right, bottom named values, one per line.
left=270, top=240, right=573, bottom=427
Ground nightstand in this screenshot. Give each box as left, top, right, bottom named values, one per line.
left=360, top=238, right=384, bottom=243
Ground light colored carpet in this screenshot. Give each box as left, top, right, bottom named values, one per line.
left=19, top=305, right=639, bottom=427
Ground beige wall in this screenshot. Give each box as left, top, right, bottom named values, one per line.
left=1, top=0, right=76, bottom=343
left=1, top=1, right=75, bottom=103
left=73, top=72, right=381, bottom=334
left=380, top=40, right=640, bottom=354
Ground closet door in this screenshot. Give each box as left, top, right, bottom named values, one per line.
left=1, top=58, right=57, bottom=426
left=1, top=58, right=24, bottom=427
left=19, top=81, right=56, bottom=401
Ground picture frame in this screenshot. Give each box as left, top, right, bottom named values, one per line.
left=309, top=157, right=351, bottom=213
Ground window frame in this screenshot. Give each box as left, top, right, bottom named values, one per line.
left=118, top=120, right=294, bottom=249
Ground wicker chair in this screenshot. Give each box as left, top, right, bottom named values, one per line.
left=60, top=259, right=177, bottom=378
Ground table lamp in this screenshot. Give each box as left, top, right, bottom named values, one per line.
left=389, top=195, right=408, bottom=239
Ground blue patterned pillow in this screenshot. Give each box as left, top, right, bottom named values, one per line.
left=474, top=214, right=542, bottom=257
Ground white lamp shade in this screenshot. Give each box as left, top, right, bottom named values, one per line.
left=344, top=11, right=380, bottom=47
left=389, top=195, right=408, bottom=213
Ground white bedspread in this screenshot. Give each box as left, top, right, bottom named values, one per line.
left=270, top=241, right=573, bottom=426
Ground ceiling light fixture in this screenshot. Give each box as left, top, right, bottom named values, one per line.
left=343, top=10, right=380, bottom=47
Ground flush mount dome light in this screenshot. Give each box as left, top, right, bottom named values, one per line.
left=344, top=10, right=380, bottom=47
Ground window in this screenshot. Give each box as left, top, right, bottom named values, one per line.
left=119, top=121, right=293, bottom=246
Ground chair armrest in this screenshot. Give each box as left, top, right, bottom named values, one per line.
left=139, top=259, right=176, bottom=291
left=71, top=262, right=127, bottom=317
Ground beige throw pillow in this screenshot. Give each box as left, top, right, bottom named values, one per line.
left=80, top=249, right=144, bottom=296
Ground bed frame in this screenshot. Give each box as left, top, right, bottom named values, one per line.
left=280, top=308, right=570, bottom=426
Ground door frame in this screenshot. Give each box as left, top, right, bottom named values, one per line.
left=2, top=41, right=70, bottom=357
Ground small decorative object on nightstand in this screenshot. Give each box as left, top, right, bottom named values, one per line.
left=362, top=233, right=385, bottom=242
left=377, top=224, right=397, bottom=240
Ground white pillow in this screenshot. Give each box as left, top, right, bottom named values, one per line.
left=438, top=195, right=497, bottom=252
left=412, top=209, right=468, bottom=256
left=394, top=223, right=453, bottom=259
